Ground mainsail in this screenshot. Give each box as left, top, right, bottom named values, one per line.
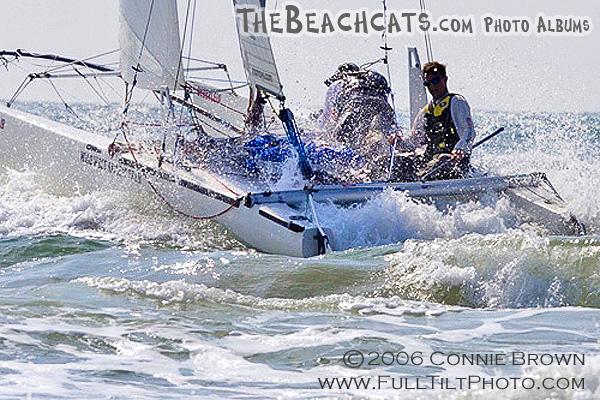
left=119, top=0, right=184, bottom=91
left=233, top=0, right=285, bottom=100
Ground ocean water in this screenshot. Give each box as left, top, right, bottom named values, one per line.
left=1, top=103, right=600, bottom=399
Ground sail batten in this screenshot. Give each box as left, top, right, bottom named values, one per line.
left=233, top=0, right=285, bottom=100
left=119, top=0, right=184, bottom=91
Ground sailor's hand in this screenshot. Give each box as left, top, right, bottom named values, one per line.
left=388, top=132, right=413, bottom=151
left=387, top=132, right=401, bottom=145
left=436, top=153, right=452, bottom=162
left=451, top=149, right=466, bottom=161
left=309, top=109, right=323, bottom=121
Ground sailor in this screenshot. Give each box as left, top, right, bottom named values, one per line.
left=394, top=61, right=476, bottom=181
left=333, top=70, right=400, bottom=179
left=318, top=62, right=360, bottom=132
left=245, top=88, right=268, bottom=133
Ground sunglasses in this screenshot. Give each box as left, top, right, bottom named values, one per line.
left=423, top=76, right=443, bottom=87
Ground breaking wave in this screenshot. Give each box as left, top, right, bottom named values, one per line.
left=0, top=167, right=239, bottom=250
left=377, top=232, right=600, bottom=308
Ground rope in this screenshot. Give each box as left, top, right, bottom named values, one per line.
left=147, top=182, right=237, bottom=220
left=117, top=122, right=239, bottom=220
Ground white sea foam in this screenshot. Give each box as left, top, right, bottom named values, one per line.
left=380, top=231, right=600, bottom=308
left=476, top=112, right=600, bottom=232
left=72, top=276, right=457, bottom=316
left=0, top=168, right=237, bottom=250
left=316, top=189, right=516, bottom=250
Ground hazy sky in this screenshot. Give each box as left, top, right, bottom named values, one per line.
left=0, top=0, right=598, bottom=112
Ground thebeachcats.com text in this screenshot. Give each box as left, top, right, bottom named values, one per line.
left=235, top=3, right=593, bottom=37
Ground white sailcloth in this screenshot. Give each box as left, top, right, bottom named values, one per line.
left=233, top=0, right=285, bottom=100
left=119, top=0, right=184, bottom=91
left=408, top=47, right=428, bottom=125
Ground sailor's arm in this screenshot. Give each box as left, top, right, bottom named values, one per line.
left=450, top=95, right=476, bottom=154
left=381, top=102, right=401, bottom=136
left=395, top=108, right=426, bottom=150
left=319, top=82, right=342, bottom=131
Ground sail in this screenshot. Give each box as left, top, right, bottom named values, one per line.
left=408, top=47, right=428, bottom=125
left=233, top=0, right=285, bottom=100
left=119, top=0, right=184, bottom=91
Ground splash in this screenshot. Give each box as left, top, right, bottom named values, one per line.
left=317, top=189, right=516, bottom=250
left=377, top=232, right=600, bottom=308
left=474, top=112, right=600, bottom=232
left=0, top=168, right=239, bottom=250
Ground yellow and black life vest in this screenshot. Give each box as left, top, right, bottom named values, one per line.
left=423, top=93, right=460, bottom=157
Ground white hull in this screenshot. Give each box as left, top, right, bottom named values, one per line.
left=0, top=105, right=583, bottom=258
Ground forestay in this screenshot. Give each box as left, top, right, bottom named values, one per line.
left=119, top=0, right=184, bottom=91
left=233, top=0, right=285, bottom=100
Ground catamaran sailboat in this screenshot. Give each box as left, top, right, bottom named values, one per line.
left=0, top=0, right=585, bottom=257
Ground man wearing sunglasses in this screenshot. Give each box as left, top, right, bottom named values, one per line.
left=393, top=61, right=476, bottom=181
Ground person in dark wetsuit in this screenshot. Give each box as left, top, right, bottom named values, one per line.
left=393, top=61, right=476, bottom=181
left=318, top=62, right=360, bottom=133
left=332, top=70, right=400, bottom=179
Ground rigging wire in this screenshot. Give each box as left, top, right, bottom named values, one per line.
left=182, top=56, right=226, bottom=67
left=47, top=78, right=79, bottom=117
left=176, top=0, right=194, bottom=91
left=419, top=0, right=434, bottom=62
left=4, top=58, right=108, bottom=119
left=93, top=72, right=122, bottom=100
left=381, top=0, right=397, bottom=113
left=123, top=0, right=155, bottom=114
left=380, top=0, right=403, bottom=180
left=172, top=0, right=197, bottom=165
left=115, top=0, right=156, bottom=149
left=73, top=67, right=111, bottom=106
left=186, top=0, right=197, bottom=75
left=44, top=49, right=120, bottom=74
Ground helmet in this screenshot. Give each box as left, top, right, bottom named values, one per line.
left=360, top=71, right=391, bottom=95
left=324, top=62, right=360, bottom=87
left=337, top=62, right=360, bottom=74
